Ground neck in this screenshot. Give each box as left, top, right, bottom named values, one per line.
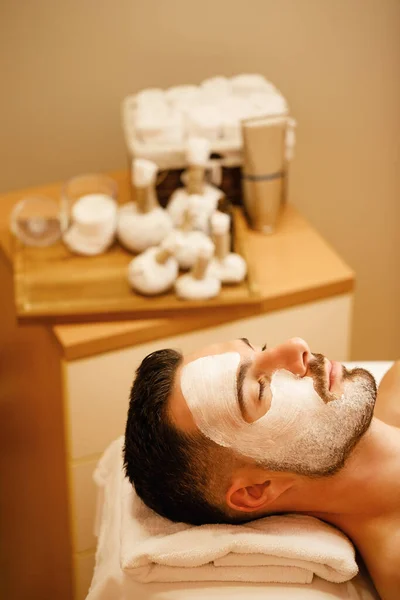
left=278, top=419, right=400, bottom=528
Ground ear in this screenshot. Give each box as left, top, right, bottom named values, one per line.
left=226, top=475, right=294, bottom=514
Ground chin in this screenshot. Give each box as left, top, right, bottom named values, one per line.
left=343, top=365, right=377, bottom=392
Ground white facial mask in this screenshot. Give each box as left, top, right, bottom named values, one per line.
left=181, top=352, right=376, bottom=474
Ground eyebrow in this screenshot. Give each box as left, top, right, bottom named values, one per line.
left=236, top=360, right=252, bottom=420
left=239, top=337, right=255, bottom=350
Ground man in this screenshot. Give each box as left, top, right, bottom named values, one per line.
left=124, top=337, right=400, bottom=600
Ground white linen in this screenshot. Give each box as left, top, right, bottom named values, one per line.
left=118, top=453, right=357, bottom=584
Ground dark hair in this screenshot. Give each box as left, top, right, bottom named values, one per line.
left=123, top=348, right=233, bottom=525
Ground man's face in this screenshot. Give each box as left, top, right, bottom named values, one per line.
left=169, top=337, right=377, bottom=476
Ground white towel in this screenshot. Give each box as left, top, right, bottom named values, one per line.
left=120, top=486, right=358, bottom=585
left=97, top=439, right=358, bottom=586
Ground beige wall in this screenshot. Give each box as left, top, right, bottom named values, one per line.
left=1, top=0, right=399, bottom=359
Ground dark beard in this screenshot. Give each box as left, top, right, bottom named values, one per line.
left=308, top=354, right=377, bottom=406
left=258, top=361, right=377, bottom=478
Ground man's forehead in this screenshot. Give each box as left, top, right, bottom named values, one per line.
left=182, top=338, right=251, bottom=366
left=169, top=339, right=251, bottom=434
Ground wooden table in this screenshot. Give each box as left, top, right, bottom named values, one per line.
left=0, top=171, right=354, bottom=600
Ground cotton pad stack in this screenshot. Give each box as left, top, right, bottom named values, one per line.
left=63, top=193, right=117, bottom=256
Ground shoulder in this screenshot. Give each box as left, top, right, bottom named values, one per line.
left=374, top=360, right=400, bottom=428
left=361, top=517, right=400, bottom=600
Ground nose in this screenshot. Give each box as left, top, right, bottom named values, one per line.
left=253, top=337, right=311, bottom=377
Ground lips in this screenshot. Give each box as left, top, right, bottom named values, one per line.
left=328, top=360, right=342, bottom=391
left=327, top=360, right=334, bottom=391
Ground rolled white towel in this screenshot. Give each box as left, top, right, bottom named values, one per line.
left=136, top=88, right=166, bottom=106
left=249, top=92, right=288, bottom=117
left=135, top=107, right=184, bottom=145
left=134, top=108, right=169, bottom=144
left=231, top=73, right=277, bottom=95
left=165, top=85, right=200, bottom=110
left=200, top=76, right=231, bottom=101
left=218, top=96, right=253, bottom=142
left=186, top=105, right=222, bottom=141
left=164, top=110, right=185, bottom=143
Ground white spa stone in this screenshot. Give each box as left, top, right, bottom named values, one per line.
left=165, top=229, right=212, bottom=270
left=127, top=246, right=178, bottom=296
left=117, top=203, right=173, bottom=254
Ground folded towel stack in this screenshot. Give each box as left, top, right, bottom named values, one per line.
left=94, top=438, right=359, bottom=586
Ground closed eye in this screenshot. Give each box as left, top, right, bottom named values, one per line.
left=258, top=378, right=266, bottom=400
